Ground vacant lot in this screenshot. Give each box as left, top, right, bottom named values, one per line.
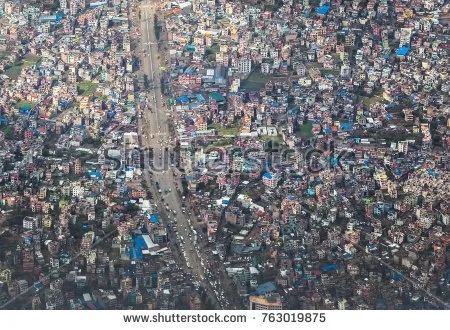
left=4, top=54, right=41, bottom=79
left=241, top=71, right=270, bottom=90
left=295, top=122, right=313, bottom=138
left=4, top=62, right=23, bottom=79
left=208, top=123, right=239, bottom=136
left=23, top=54, right=41, bottom=67
left=360, top=94, right=385, bottom=106
left=261, top=134, right=285, bottom=144
left=77, top=81, right=98, bottom=96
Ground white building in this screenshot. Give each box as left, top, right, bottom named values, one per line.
left=238, top=58, right=252, bottom=73
left=23, top=216, right=38, bottom=230
left=72, top=185, right=85, bottom=197
left=261, top=62, right=270, bottom=74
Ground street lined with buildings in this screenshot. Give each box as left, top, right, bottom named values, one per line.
left=136, top=0, right=221, bottom=308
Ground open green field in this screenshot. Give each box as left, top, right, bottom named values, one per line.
left=23, top=54, right=41, bottom=67
left=261, top=134, right=285, bottom=144
left=241, top=71, right=270, bottom=90
left=204, top=137, right=235, bottom=151
left=295, top=122, right=313, bottom=138
left=77, top=81, right=98, bottom=96
left=16, top=100, right=34, bottom=109
left=0, top=52, right=9, bottom=60
left=209, top=44, right=220, bottom=54
left=360, top=94, right=385, bottom=106
left=208, top=123, right=239, bottom=136
left=320, top=69, right=339, bottom=76
left=4, top=63, right=23, bottom=79
left=212, top=137, right=235, bottom=147
left=4, top=54, right=41, bottom=79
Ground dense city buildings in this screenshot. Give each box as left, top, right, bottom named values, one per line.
left=0, top=0, right=448, bottom=311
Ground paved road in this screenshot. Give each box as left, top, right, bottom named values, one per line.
left=137, top=1, right=220, bottom=308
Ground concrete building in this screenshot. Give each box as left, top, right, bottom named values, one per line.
left=249, top=294, right=282, bottom=310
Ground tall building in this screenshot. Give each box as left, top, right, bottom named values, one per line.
left=0, top=269, right=11, bottom=284
left=188, top=293, right=201, bottom=310
left=22, top=249, right=34, bottom=273
left=80, top=231, right=95, bottom=257
left=31, top=296, right=42, bottom=310
left=74, top=158, right=82, bottom=174
left=249, top=294, right=282, bottom=310
left=23, top=216, right=39, bottom=230
left=262, top=172, right=281, bottom=189
left=59, top=0, right=68, bottom=10
left=238, top=58, right=252, bottom=73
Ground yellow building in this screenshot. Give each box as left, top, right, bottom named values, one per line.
left=0, top=269, right=12, bottom=284
left=42, top=215, right=52, bottom=229
left=249, top=294, right=282, bottom=310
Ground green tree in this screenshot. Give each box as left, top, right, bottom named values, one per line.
left=126, top=203, right=140, bottom=214
left=84, top=136, right=102, bottom=147
left=3, top=126, right=14, bottom=139
left=69, top=221, right=85, bottom=239
left=42, top=147, right=50, bottom=157
left=105, top=224, right=117, bottom=235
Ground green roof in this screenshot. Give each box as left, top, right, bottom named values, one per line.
left=209, top=92, right=225, bottom=102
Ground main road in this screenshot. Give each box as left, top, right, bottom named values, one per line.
left=136, top=1, right=221, bottom=308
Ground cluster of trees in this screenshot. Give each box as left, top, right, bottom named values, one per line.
left=84, top=136, right=102, bottom=148
left=2, top=126, right=14, bottom=140
left=154, top=15, right=161, bottom=40
left=68, top=221, right=86, bottom=240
